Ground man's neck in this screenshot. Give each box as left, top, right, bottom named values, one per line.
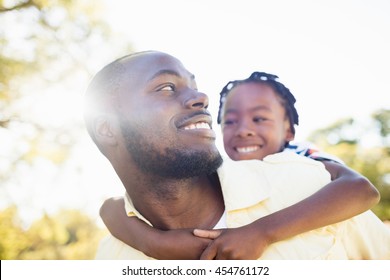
left=126, top=173, right=225, bottom=230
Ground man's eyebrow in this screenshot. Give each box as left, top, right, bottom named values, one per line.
left=148, top=69, right=195, bottom=82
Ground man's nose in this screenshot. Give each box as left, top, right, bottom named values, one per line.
left=183, top=89, right=209, bottom=109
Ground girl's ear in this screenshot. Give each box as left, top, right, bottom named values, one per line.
left=284, top=119, right=295, bottom=142
left=286, top=129, right=294, bottom=142
left=93, top=115, right=118, bottom=146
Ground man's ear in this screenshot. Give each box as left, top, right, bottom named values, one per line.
left=93, top=115, right=118, bottom=146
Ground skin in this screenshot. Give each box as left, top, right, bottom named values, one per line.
left=98, top=58, right=380, bottom=260
left=195, top=82, right=379, bottom=259
left=95, top=51, right=225, bottom=232
left=221, top=82, right=294, bottom=161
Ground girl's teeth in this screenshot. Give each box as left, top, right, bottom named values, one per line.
left=236, top=146, right=259, bottom=153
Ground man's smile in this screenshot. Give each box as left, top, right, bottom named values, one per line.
left=177, top=114, right=216, bottom=139
left=183, top=122, right=211, bottom=130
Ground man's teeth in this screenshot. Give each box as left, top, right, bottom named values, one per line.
left=184, top=122, right=211, bottom=130
left=236, top=146, right=259, bottom=153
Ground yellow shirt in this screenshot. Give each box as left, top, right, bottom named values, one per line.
left=95, top=152, right=390, bottom=259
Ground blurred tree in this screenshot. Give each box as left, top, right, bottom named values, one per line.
left=0, top=0, right=132, bottom=208
left=0, top=205, right=30, bottom=259
left=373, top=109, right=390, bottom=147
left=1, top=0, right=111, bottom=171
left=0, top=206, right=106, bottom=259
left=308, top=109, right=390, bottom=221
left=0, top=0, right=132, bottom=257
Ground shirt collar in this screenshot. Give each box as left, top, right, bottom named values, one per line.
left=123, top=157, right=274, bottom=219
left=124, top=192, right=152, bottom=225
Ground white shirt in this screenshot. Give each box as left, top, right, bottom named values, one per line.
left=95, top=151, right=390, bottom=259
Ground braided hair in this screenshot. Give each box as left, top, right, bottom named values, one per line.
left=217, top=71, right=299, bottom=136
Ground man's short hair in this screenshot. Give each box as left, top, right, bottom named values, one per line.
left=83, top=51, right=155, bottom=145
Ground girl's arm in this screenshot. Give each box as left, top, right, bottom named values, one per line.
left=99, top=197, right=211, bottom=259
left=196, top=161, right=380, bottom=259
left=101, top=162, right=379, bottom=260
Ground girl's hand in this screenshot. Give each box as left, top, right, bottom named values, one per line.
left=193, top=223, right=269, bottom=260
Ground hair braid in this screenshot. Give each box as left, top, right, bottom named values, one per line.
left=217, top=71, right=299, bottom=136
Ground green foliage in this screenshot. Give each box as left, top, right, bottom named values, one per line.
left=308, top=109, right=390, bottom=221
left=0, top=1, right=132, bottom=261
left=0, top=0, right=104, bottom=168
left=0, top=206, right=30, bottom=259
left=373, top=109, right=390, bottom=144
left=0, top=0, right=131, bottom=168
left=0, top=0, right=131, bottom=261
left=0, top=0, right=131, bottom=199
left=0, top=206, right=106, bottom=259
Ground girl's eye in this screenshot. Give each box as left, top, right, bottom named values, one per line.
left=253, top=117, right=267, bottom=123
left=223, top=119, right=236, bottom=126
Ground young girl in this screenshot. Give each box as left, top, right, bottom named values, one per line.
left=99, top=71, right=379, bottom=259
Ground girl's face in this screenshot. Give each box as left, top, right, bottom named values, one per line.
left=221, top=82, right=294, bottom=161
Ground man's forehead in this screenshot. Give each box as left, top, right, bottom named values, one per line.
left=120, top=51, right=193, bottom=80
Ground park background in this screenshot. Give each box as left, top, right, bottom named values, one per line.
left=1, top=0, right=389, bottom=259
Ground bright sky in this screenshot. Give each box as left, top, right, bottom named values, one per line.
left=104, top=0, right=390, bottom=142
left=4, top=0, right=390, bottom=226
left=93, top=0, right=390, bottom=221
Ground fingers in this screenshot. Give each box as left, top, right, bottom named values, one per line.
left=200, top=242, right=231, bottom=260
left=200, top=243, right=218, bottom=260
left=193, top=229, right=222, bottom=239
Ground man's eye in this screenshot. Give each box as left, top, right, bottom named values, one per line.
left=159, top=84, right=175, bottom=91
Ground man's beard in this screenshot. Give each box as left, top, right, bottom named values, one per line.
left=120, top=121, right=223, bottom=179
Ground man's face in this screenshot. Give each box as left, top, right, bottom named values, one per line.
left=116, top=52, right=222, bottom=178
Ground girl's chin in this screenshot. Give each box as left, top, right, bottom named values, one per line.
left=233, top=154, right=260, bottom=161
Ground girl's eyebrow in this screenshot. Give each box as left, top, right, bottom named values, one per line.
left=224, top=108, right=238, bottom=115
left=250, top=105, right=272, bottom=112
left=225, top=105, right=272, bottom=115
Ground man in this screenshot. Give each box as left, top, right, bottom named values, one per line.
left=84, top=51, right=390, bottom=259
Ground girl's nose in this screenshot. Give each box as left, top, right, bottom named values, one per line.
left=236, top=122, right=256, bottom=137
